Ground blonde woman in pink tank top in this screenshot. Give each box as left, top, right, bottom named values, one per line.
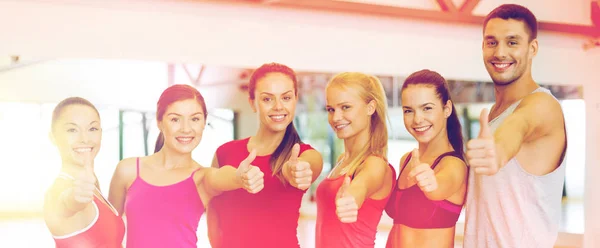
left=108, top=84, right=266, bottom=248
left=315, top=72, right=396, bottom=248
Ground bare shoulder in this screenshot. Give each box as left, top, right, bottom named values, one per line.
left=113, top=157, right=139, bottom=183
left=361, top=155, right=390, bottom=176
left=519, top=92, right=564, bottom=120
left=192, top=161, right=210, bottom=184
left=436, top=156, right=467, bottom=172
left=398, top=152, right=411, bottom=171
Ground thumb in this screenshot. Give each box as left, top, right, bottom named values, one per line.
left=339, top=176, right=351, bottom=198
left=83, top=152, right=94, bottom=174
left=240, top=149, right=257, bottom=171
left=411, top=148, right=421, bottom=166
left=289, top=143, right=300, bottom=164
left=478, top=108, right=492, bottom=138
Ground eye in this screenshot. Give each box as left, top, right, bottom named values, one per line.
left=67, top=128, right=77, bottom=133
left=89, top=127, right=99, bottom=131
left=508, top=41, right=518, bottom=46
left=192, top=117, right=201, bottom=122
left=486, top=41, right=497, bottom=46
left=283, top=96, right=292, bottom=101
left=341, top=105, right=350, bottom=110
left=170, top=117, right=179, bottom=123
left=326, top=107, right=334, bottom=113
left=403, top=109, right=412, bottom=114
left=424, top=106, right=433, bottom=111
left=262, top=97, right=271, bottom=102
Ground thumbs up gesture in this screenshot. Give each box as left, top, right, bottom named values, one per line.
left=466, top=108, right=499, bottom=175
left=408, top=149, right=437, bottom=193
left=72, top=152, right=97, bottom=204
left=335, top=176, right=358, bottom=223
left=285, top=144, right=313, bottom=190
left=236, top=149, right=265, bottom=194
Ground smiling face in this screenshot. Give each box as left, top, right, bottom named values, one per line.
left=482, top=18, right=537, bottom=86
left=51, top=104, right=102, bottom=166
left=250, top=72, right=297, bottom=133
left=326, top=85, right=375, bottom=140
left=158, top=98, right=206, bottom=154
left=401, top=85, right=451, bottom=144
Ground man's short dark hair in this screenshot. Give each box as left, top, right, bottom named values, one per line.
left=483, top=4, right=538, bottom=41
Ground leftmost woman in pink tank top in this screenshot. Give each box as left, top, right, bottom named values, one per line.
left=43, top=97, right=125, bottom=248
left=108, top=84, right=265, bottom=248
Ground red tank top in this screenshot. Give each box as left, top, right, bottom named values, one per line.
left=51, top=174, right=125, bottom=248
left=315, top=163, right=396, bottom=248
left=210, top=137, right=314, bottom=248
left=385, top=151, right=467, bottom=229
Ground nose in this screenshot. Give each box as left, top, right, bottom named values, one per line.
left=180, top=119, right=192, bottom=133
left=493, top=43, right=507, bottom=60
left=331, top=109, right=343, bottom=122
left=414, top=111, right=424, bottom=124
left=79, top=130, right=90, bottom=143
left=274, top=98, right=284, bottom=111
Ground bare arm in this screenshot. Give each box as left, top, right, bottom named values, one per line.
left=421, top=157, right=467, bottom=201
left=345, top=156, right=390, bottom=208
left=493, top=93, right=563, bottom=168
left=108, top=158, right=136, bottom=216
left=203, top=150, right=263, bottom=197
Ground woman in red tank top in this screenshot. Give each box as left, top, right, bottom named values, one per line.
left=384, top=69, right=468, bottom=248
left=43, top=97, right=125, bottom=248
left=315, top=72, right=396, bottom=248
left=207, top=63, right=324, bottom=248
left=108, top=85, right=265, bottom=248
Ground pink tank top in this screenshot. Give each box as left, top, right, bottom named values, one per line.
left=315, top=163, right=396, bottom=248
left=125, top=158, right=205, bottom=248
left=385, top=151, right=466, bottom=229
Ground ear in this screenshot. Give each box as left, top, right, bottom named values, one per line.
left=48, top=131, right=56, bottom=146
left=444, top=100, right=453, bottom=118
left=367, top=100, right=376, bottom=116
left=249, top=98, right=257, bottom=113
left=157, top=120, right=164, bottom=133
left=529, top=38, right=538, bottom=58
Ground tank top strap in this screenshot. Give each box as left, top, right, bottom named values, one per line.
left=136, top=157, right=140, bottom=177
left=398, top=152, right=413, bottom=177
left=431, top=151, right=463, bottom=170
left=190, top=167, right=203, bottom=178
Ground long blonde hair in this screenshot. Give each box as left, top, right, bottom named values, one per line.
left=327, top=72, right=389, bottom=176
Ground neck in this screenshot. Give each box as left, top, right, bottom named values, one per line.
left=156, top=148, right=193, bottom=170
left=343, top=126, right=371, bottom=161
left=493, top=71, right=538, bottom=109
left=251, top=125, right=286, bottom=155
left=418, top=127, right=454, bottom=161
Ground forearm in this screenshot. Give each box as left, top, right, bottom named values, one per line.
left=493, top=116, right=528, bottom=168
left=423, top=174, right=460, bottom=201
left=205, top=166, right=243, bottom=193
left=348, top=184, right=369, bottom=209
left=58, top=189, right=86, bottom=217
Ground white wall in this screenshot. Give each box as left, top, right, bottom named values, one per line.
left=0, top=0, right=598, bottom=246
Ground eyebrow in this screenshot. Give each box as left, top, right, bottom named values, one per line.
left=63, top=121, right=99, bottom=127
left=166, top=112, right=204, bottom=116
left=485, top=34, right=523, bottom=40
left=259, top=90, right=294, bottom=96
left=402, top=102, right=435, bottom=108
left=325, top=102, right=351, bottom=108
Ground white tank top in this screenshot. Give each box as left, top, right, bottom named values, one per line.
left=463, top=87, right=567, bottom=248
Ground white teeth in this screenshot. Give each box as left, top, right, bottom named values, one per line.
left=177, top=137, right=193, bottom=142
left=335, top=124, right=348, bottom=129
left=415, top=126, right=431, bottom=132
left=494, top=63, right=510, bottom=68
left=74, top=148, right=92, bottom=153
left=271, top=115, right=285, bottom=121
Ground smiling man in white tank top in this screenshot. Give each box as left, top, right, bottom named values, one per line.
left=463, top=4, right=568, bottom=248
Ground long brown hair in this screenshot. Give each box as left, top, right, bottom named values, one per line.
left=248, top=62, right=303, bottom=184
